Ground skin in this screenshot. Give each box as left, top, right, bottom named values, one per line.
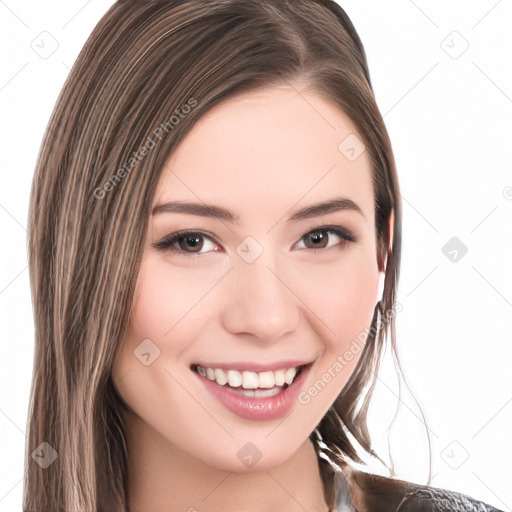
left=112, top=82, right=389, bottom=512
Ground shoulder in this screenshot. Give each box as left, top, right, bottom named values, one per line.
left=333, top=468, right=505, bottom=512
left=395, top=482, right=505, bottom=512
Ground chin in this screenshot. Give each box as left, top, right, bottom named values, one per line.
left=194, top=435, right=307, bottom=474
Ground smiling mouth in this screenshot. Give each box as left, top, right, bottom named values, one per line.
left=190, top=363, right=308, bottom=398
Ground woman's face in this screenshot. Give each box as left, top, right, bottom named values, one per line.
left=112, top=83, right=383, bottom=472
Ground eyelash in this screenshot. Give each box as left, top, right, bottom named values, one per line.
left=152, top=225, right=356, bottom=259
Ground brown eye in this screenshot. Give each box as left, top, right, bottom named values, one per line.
left=176, top=234, right=204, bottom=252
left=304, top=231, right=329, bottom=249
left=297, top=226, right=355, bottom=251
left=152, top=231, right=219, bottom=256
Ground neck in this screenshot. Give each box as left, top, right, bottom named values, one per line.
left=123, top=409, right=330, bottom=512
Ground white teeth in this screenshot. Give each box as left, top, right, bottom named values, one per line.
left=242, top=371, right=259, bottom=389
left=214, top=368, right=228, bottom=386
left=234, top=387, right=283, bottom=398
left=195, top=364, right=302, bottom=390
left=254, top=387, right=282, bottom=398
left=258, top=371, right=274, bottom=389
left=284, top=367, right=297, bottom=385
left=227, top=369, right=242, bottom=387
left=274, top=369, right=285, bottom=386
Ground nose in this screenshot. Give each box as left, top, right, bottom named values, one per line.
left=220, top=253, right=301, bottom=343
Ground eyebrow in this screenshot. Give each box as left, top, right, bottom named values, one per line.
left=152, top=196, right=365, bottom=223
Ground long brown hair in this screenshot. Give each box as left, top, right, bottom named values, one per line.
left=24, top=1, right=421, bottom=510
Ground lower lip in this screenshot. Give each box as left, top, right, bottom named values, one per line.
left=193, top=364, right=312, bottom=421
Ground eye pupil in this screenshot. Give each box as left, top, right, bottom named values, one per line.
left=180, top=235, right=203, bottom=251
left=306, top=231, right=328, bottom=249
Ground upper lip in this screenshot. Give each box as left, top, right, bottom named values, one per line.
left=192, top=360, right=314, bottom=372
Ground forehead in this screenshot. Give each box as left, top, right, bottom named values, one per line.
left=155, top=85, right=374, bottom=226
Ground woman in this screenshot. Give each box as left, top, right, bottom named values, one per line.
left=23, top=1, right=503, bottom=511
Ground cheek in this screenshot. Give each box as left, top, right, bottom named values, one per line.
left=127, top=256, right=215, bottom=345
left=293, top=249, right=379, bottom=418
left=112, top=253, right=229, bottom=394
left=111, top=257, right=201, bottom=387
left=300, top=247, right=380, bottom=347
left=111, top=257, right=216, bottom=435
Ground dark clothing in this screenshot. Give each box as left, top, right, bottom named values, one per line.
left=332, top=469, right=505, bottom=512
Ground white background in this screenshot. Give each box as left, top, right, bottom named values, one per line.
left=0, top=1, right=511, bottom=510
